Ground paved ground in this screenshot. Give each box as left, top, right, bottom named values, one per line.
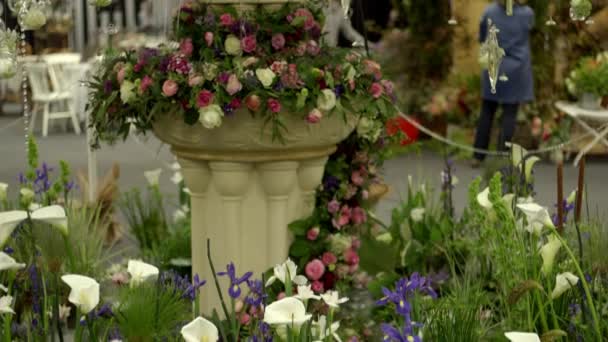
left=1, top=114, right=607, bottom=225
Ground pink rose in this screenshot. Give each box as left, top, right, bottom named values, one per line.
left=241, top=35, right=257, bottom=54
left=220, top=13, right=235, bottom=26
left=270, top=61, right=288, bottom=75
left=139, top=75, right=153, bottom=93
left=321, top=252, right=337, bottom=266
left=311, top=280, right=324, bottom=293
left=239, top=313, right=251, bottom=325
left=306, top=40, right=320, bottom=56
left=362, top=190, right=369, bottom=200
left=351, top=207, right=367, bottom=225
left=351, top=171, right=364, bottom=186
left=267, top=98, right=281, bottom=113
left=197, top=90, right=214, bottom=108
left=307, top=227, right=320, bottom=241
left=332, top=205, right=351, bottom=229
left=246, top=95, right=261, bottom=112
left=271, top=33, right=286, bottom=50
left=225, top=74, right=243, bottom=95
left=327, top=199, right=340, bottom=214
left=204, top=32, right=214, bottom=47
left=180, top=38, right=194, bottom=57
left=117, top=67, right=126, bottom=84
left=188, top=73, right=204, bottom=87
left=162, top=79, right=178, bottom=97
left=352, top=237, right=361, bottom=249
left=305, top=259, right=325, bottom=281
left=277, top=292, right=286, bottom=300
left=306, top=108, right=323, bottom=124
left=362, top=59, right=382, bottom=79
left=381, top=79, right=394, bottom=96
left=344, top=248, right=359, bottom=265
left=370, top=82, right=384, bottom=99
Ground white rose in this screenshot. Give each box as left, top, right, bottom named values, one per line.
left=0, top=183, right=7, bottom=201
left=255, top=68, right=276, bottom=88
left=410, top=207, right=426, bottom=222
left=22, top=8, right=47, bottom=30
left=316, top=89, right=337, bottom=111
left=0, top=58, right=17, bottom=79
left=199, top=104, right=224, bottom=129
left=202, top=63, right=218, bottom=81
left=356, top=117, right=374, bottom=136
left=224, top=35, right=242, bottom=56
left=120, top=80, right=136, bottom=104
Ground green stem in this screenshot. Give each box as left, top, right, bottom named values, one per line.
left=3, top=315, right=11, bottom=342
left=534, top=291, right=549, bottom=333
left=74, top=308, right=82, bottom=342
left=54, top=273, right=64, bottom=342
left=549, top=228, right=602, bottom=340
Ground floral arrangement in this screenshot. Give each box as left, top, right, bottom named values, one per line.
left=87, top=0, right=397, bottom=146
left=565, top=52, right=608, bottom=98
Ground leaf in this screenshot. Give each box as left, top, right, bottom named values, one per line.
left=540, top=330, right=568, bottom=342
left=507, top=280, right=544, bottom=305
left=288, top=219, right=309, bottom=236
left=359, top=236, right=399, bottom=274
left=289, top=240, right=311, bottom=257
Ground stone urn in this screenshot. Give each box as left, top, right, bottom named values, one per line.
left=154, top=109, right=357, bottom=314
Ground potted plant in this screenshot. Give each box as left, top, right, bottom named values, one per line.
left=565, top=52, right=608, bottom=110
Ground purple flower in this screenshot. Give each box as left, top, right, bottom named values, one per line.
left=223, top=103, right=235, bottom=116
left=203, top=13, right=216, bottom=26
left=245, top=279, right=267, bottom=307
left=381, top=323, right=421, bottom=342
left=217, top=72, right=230, bottom=84
left=96, top=303, right=114, bottom=318
left=3, top=246, right=14, bottom=254
left=323, top=175, right=340, bottom=192
left=334, top=84, right=345, bottom=98
left=158, top=56, right=171, bottom=73
left=217, top=262, right=253, bottom=299
left=183, top=274, right=206, bottom=301
left=104, top=80, right=113, bottom=94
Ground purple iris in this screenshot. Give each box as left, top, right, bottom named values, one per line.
left=245, top=279, right=267, bottom=307
left=96, top=303, right=114, bottom=318
left=223, top=104, right=235, bottom=116
left=377, top=273, right=437, bottom=317
left=381, top=323, right=421, bottom=342
left=33, top=162, right=53, bottom=194
left=217, top=263, right=253, bottom=299
left=104, top=80, right=113, bottom=94
left=3, top=246, right=14, bottom=254
left=183, top=274, right=206, bottom=301
left=551, top=199, right=576, bottom=226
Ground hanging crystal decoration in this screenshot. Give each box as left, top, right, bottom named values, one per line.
left=569, top=0, right=592, bottom=21
left=0, top=26, right=18, bottom=79
left=341, top=0, right=352, bottom=20
left=8, top=0, right=52, bottom=31
left=89, top=0, right=112, bottom=8
left=480, top=19, right=505, bottom=94
left=447, top=0, right=458, bottom=25
left=545, top=16, right=557, bottom=26
left=506, top=0, right=513, bottom=16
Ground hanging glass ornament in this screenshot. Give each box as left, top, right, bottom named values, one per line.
left=0, top=28, right=18, bottom=79
left=8, top=0, right=52, bottom=31
left=480, top=19, right=505, bottom=94
left=569, top=0, right=592, bottom=21
left=506, top=0, right=513, bottom=16
left=341, top=0, right=352, bottom=20
left=499, top=74, right=509, bottom=82
left=89, top=0, right=112, bottom=8
left=448, top=0, right=458, bottom=25
left=545, top=16, right=557, bottom=26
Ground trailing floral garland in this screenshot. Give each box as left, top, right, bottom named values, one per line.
left=88, top=0, right=397, bottom=146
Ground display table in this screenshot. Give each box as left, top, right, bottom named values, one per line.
left=555, top=101, right=608, bottom=165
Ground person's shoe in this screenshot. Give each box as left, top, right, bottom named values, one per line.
left=470, top=159, right=482, bottom=169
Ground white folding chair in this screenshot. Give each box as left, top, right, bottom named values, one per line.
left=26, top=63, right=81, bottom=137
left=62, top=63, right=91, bottom=122
left=42, top=53, right=82, bottom=97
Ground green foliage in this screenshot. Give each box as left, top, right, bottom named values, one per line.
left=567, top=56, right=608, bottom=97
left=120, top=186, right=168, bottom=253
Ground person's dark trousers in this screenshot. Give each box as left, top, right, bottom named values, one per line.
left=473, top=99, right=519, bottom=161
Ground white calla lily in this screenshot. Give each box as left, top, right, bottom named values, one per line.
left=0, top=205, right=68, bottom=245
left=320, top=290, right=349, bottom=308
left=265, top=258, right=307, bottom=287
left=0, top=183, right=7, bottom=201
left=516, top=202, right=555, bottom=234
left=410, top=208, right=425, bottom=222
left=0, top=252, right=25, bottom=271
left=180, top=316, right=219, bottom=342
left=476, top=187, right=492, bottom=209
left=127, top=260, right=159, bottom=285
left=144, top=169, right=162, bottom=186
left=61, top=274, right=100, bottom=314
left=295, top=285, right=320, bottom=301
left=504, top=332, right=540, bottom=342
left=263, top=297, right=312, bottom=326
left=540, top=235, right=561, bottom=275
left=523, top=156, right=540, bottom=182
left=551, top=272, right=579, bottom=299
left=0, top=295, right=14, bottom=314
left=507, top=143, right=540, bottom=182
left=313, top=315, right=341, bottom=342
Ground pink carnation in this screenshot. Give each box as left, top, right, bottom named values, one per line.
left=162, top=79, right=178, bottom=97
left=305, top=259, right=325, bottom=281
left=370, top=82, right=384, bottom=99
left=306, top=40, right=320, bottom=56
left=321, top=252, right=337, bottom=266
left=180, top=38, right=194, bottom=57
left=307, top=108, right=323, bottom=124
left=307, top=227, right=320, bottom=241
left=351, top=207, right=367, bottom=225
left=344, top=248, right=360, bottom=266
left=267, top=98, right=282, bottom=113
left=332, top=205, right=351, bottom=229
left=197, top=90, right=214, bottom=108
left=205, top=32, right=214, bottom=47
left=188, top=73, right=204, bottom=87
left=220, top=13, right=235, bottom=26
left=351, top=171, right=364, bottom=186
left=327, top=199, right=340, bottom=214
left=139, top=75, right=153, bottom=93
left=311, top=280, right=324, bottom=293
left=241, top=35, right=257, bottom=54
left=270, top=61, right=288, bottom=75
left=272, top=34, right=286, bottom=50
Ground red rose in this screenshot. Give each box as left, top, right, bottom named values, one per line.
left=197, top=90, right=214, bottom=108
left=267, top=98, right=281, bottom=113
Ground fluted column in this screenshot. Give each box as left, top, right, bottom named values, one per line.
left=297, top=157, right=328, bottom=218
left=259, top=161, right=299, bottom=265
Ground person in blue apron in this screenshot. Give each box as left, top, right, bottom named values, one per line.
left=472, top=0, right=535, bottom=166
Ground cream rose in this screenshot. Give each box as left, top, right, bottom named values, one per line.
left=120, top=80, right=137, bottom=104
left=202, top=63, right=219, bottom=81
left=224, top=35, right=242, bottom=56
left=316, top=89, right=337, bottom=111
left=199, top=104, right=224, bottom=129
left=255, top=68, right=276, bottom=88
